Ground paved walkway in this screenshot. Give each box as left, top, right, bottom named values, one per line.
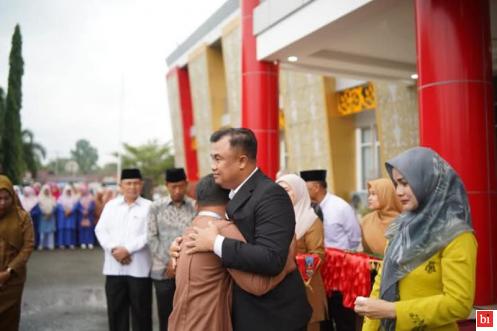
left=20, top=249, right=107, bottom=331
left=19, top=248, right=159, bottom=331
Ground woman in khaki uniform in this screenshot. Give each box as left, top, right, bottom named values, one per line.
left=361, top=178, right=402, bottom=256
left=277, top=174, right=327, bottom=331
left=0, top=175, right=35, bottom=331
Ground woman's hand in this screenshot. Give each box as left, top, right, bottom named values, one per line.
left=354, top=296, right=396, bottom=319
left=0, top=270, right=11, bottom=287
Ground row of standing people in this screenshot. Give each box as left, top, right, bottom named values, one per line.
left=91, top=130, right=394, bottom=331
left=92, top=127, right=476, bottom=331
left=94, top=128, right=320, bottom=331
left=166, top=137, right=476, bottom=331
left=18, top=184, right=115, bottom=250
left=296, top=159, right=476, bottom=331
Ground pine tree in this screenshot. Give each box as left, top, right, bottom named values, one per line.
left=2, top=24, right=25, bottom=183
left=0, top=88, right=5, bottom=172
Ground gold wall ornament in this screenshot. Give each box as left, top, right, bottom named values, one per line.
left=279, top=110, right=285, bottom=130
left=337, top=83, right=376, bottom=116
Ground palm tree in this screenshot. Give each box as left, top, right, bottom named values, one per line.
left=22, top=129, right=46, bottom=178
left=120, top=140, right=175, bottom=186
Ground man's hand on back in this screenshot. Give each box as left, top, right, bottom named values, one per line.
left=185, top=221, right=219, bottom=254
left=168, top=236, right=183, bottom=270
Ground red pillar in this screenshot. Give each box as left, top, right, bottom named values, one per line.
left=167, top=67, right=199, bottom=181
left=415, top=0, right=497, bottom=305
left=241, top=0, right=279, bottom=179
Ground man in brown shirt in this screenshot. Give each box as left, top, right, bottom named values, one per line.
left=169, top=174, right=295, bottom=331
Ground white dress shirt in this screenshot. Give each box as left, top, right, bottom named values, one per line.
left=214, top=167, right=259, bottom=257
left=95, top=196, right=152, bottom=278
left=320, top=192, right=361, bottom=250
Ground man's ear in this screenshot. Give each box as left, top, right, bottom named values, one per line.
left=238, top=154, right=249, bottom=170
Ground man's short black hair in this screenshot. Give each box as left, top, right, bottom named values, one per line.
left=195, top=174, right=230, bottom=207
left=210, top=127, right=257, bottom=161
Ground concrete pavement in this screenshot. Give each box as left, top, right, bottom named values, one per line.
left=20, top=248, right=107, bottom=331
left=19, top=248, right=159, bottom=331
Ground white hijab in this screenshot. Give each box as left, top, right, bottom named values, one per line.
left=39, top=184, right=56, bottom=215
left=22, top=186, right=39, bottom=212
left=58, top=186, right=78, bottom=210
left=277, top=174, right=318, bottom=240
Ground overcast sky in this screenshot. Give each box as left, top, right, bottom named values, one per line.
left=0, top=0, right=226, bottom=165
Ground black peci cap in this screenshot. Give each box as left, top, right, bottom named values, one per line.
left=165, top=167, right=187, bottom=183
left=121, top=168, right=142, bottom=180
left=300, top=169, right=327, bottom=182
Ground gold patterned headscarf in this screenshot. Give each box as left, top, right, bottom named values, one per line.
left=0, top=175, right=28, bottom=250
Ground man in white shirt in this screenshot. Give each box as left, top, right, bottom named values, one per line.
left=95, top=168, right=152, bottom=331
left=301, top=169, right=361, bottom=331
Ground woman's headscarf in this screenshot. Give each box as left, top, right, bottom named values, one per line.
left=102, top=189, right=115, bottom=204
left=276, top=174, right=318, bottom=240
left=58, top=186, right=78, bottom=211
left=50, top=183, right=61, bottom=200
left=21, top=186, right=39, bottom=212
left=360, top=178, right=402, bottom=255
left=380, top=147, right=473, bottom=331
left=13, top=185, right=24, bottom=201
left=79, top=184, right=94, bottom=210
left=0, top=175, right=28, bottom=250
left=38, top=184, right=56, bottom=215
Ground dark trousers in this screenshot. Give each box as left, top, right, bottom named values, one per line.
left=105, top=275, right=152, bottom=331
left=153, top=278, right=176, bottom=331
left=320, top=291, right=356, bottom=331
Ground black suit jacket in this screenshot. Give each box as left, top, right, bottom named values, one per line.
left=222, top=170, right=312, bottom=331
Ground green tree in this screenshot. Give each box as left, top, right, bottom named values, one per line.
left=22, top=129, right=46, bottom=178
left=44, top=157, right=71, bottom=175
left=70, top=139, right=99, bottom=174
left=0, top=88, right=5, bottom=170
left=97, top=162, right=118, bottom=177
left=2, top=24, right=25, bottom=183
left=120, top=140, right=174, bottom=186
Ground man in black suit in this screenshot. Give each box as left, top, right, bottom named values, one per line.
left=185, top=127, right=311, bottom=331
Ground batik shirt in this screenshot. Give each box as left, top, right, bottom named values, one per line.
left=147, top=196, right=196, bottom=280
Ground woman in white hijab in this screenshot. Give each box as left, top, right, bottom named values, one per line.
left=56, top=185, right=79, bottom=249
left=38, top=185, right=57, bottom=250
left=277, top=174, right=327, bottom=331
left=355, top=147, right=477, bottom=331
left=21, top=187, right=38, bottom=213
left=21, top=187, right=40, bottom=247
left=77, top=184, right=96, bottom=249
